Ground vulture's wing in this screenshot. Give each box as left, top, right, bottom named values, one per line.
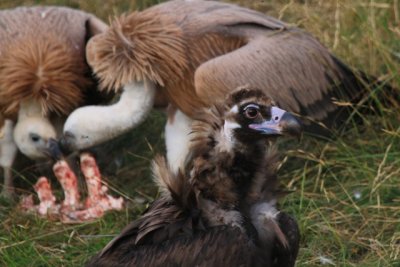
left=86, top=225, right=260, bottom=267
left=88, top=196, right=259, bottom=267
left=85, top=15, right=108, bottom=37
left=272, top=211, right=301, bottom=267
left=193, top=16, right=365, bottom=133
left=97, top=198, right=183, bottom=256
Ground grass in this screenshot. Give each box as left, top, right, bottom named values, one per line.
left=1, top=0, right=399, bottom=266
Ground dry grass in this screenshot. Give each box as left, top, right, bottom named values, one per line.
left=0, top=0, right=399, bottom=266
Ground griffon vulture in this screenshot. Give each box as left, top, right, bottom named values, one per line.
left=86, top=86, right=301, bottom=267
left=0, top=6, right=108, bottom=202
left=59, top=0, right=392, bottom=173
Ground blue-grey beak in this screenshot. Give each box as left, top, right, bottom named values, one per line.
left=58, top=131, right=77, bottom=155
left=249, top=107, right=302, bottom=136
left=43, top=138, right=64, bottom=160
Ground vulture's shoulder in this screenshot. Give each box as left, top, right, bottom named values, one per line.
left=142, top=0, right=287, bottom=31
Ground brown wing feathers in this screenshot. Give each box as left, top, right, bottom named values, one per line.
left=85, top=0, right=395, bottom=133
left=0, top=36, right=90, bottom=117
left=97, top=155, right=204, bottom=257
left=86, top=11, right=188, bottom=92
left=0, top=7, right=107, bottom=119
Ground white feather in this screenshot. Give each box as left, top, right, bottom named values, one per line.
left=165, top=110, right=192, bottom=174
left=250, top=200, right=280, bottom=243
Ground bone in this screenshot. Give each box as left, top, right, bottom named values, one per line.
left=19, top=154, right=123, bottom=222
left=80, top=153, right=124, bottom=212
left=34, top=177, right=59, bottom=215
left=53, top=160, right=81, bottom=211
left=80, top=152, right=103, bottom=208
left=19, top=177, right=60, bottom=216
left=62, top=205, right=104, bottom=223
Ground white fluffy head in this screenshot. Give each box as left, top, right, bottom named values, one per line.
left=13, top=116, right=57, bottom=159
left=12, top=99, right=58, bottom=159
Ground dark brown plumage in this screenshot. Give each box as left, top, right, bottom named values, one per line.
left=86, top=86, right=301, bottom=267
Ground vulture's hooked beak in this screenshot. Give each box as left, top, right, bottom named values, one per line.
left=58, top=131, right=75, bottom=155
left=249, top=107, right=302, bottom=137
left=43, top=138, right=64, bottom=161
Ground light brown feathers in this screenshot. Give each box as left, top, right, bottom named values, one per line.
left=86, top=11, right=188, bottom=91
left=0, top=6, right=107, bottom=119
left=0, top=35, right=91, bottom=117
left=86, top=0, right=380, bottom=131
left=151, top=155, right=194, bottom=204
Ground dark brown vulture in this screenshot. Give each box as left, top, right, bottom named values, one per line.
left=0, top=6, right=108, bottom=201
left=86, top=86, right=301, bottom=267
left=59, top=0, right=392, bottom=173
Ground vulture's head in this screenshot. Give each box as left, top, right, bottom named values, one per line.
left=222, top=87, right=302, bottom=145
left=0, top=7, right=112, bottom=161
left=0, top=34, right=92, bottom=160
left=11, top=100, right=62, bottom=160
left=13, top=117, right=57, bottom=160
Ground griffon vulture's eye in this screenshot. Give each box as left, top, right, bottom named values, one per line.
left=29, top=133, right=41, bottom=143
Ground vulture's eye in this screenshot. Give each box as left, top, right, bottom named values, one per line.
left=29, top=133, right=40, bottom=142
left=243, top=104, right=260, bottom=119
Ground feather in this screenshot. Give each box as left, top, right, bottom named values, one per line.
left=87, top=87, right=300, bottom=266
left=86, top=11, right=188, bottom=91
left=85, top=0, right=394, bottom=130
left=0, top=6, right=103, bottom=118
left=0, top=36, right=89, bottom=116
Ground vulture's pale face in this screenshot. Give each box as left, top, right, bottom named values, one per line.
left=13, top=116, right=57, bottom=159
left=13, top=100, right=59, bottom=159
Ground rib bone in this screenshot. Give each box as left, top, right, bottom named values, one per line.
left=53, top=160, right=81, bottom=212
